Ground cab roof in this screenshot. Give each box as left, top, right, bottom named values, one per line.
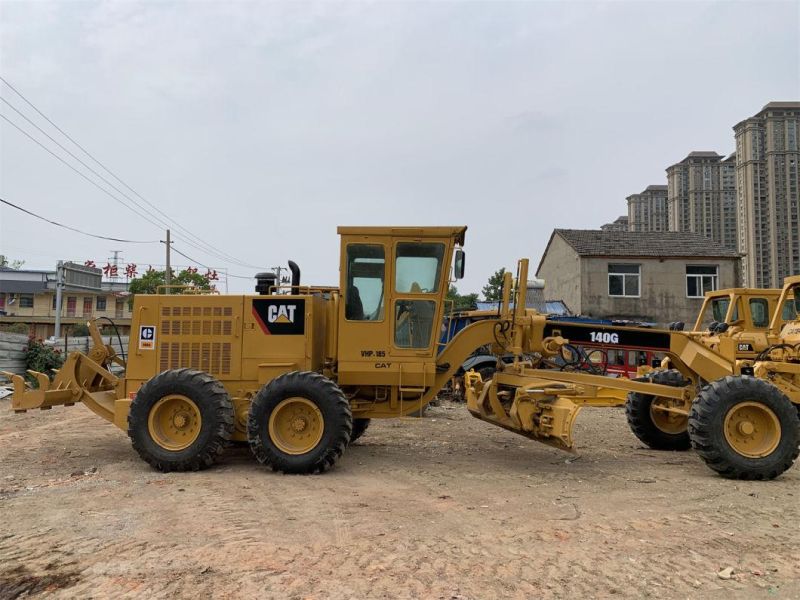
left=337, top=226, right=467, bottom=245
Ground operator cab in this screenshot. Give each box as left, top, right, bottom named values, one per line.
left=694, top=289, right=784, bottom=333
left=336, top=226, right=466, bottom=392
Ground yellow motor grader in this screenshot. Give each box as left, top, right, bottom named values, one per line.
left=615, top=285, right=794, bottom=454
left=3, top=226, right=799, bottom=479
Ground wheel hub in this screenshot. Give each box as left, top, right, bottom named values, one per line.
left=147, top=394, right=202, bottom=451
left=723, top=401, right=781, bottom=458
left=649, top=399, right=688, bottom=434
left=268, top=397, right=324, bottom=455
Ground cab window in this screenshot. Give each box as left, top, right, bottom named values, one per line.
left=345, top=245, right=385, bottom=321
left=394, top=300, right=437, bottom=348
left=748, top=298, right=770, bottom=328
left=710, top=298, right=730, bottom=322
left=782, top=297, right=798, bottom=321
left=395, top=243, right=445, bottom=293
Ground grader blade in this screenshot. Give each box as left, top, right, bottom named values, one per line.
left=465, top=372, right=582, bottom=453
left=512, top=396, right=582, bottom=453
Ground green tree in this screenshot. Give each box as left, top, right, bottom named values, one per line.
left=128, top=269, right=212, bottom=307
left=482, top=268, right=506, bottom=302
left=71, top=323, right=91, bottom=337
left=0, top=255, right=25, bottom=269
left=446, top=285, right=479, bottom=310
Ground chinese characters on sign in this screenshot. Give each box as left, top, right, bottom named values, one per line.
left=83, top=260, right=222, bottom=283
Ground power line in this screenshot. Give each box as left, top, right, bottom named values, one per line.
left=0, top=196, right=252, bottom=281
left=1, top=101, right=255, bottom=268
left=1, top=98, right=174, bottom=228
left=1, top=114, right=171, bottom=229
left=1, top=108, right=253, bottom=270
left=171, top=245, right=255, bottom=279
left=0, top=77, right=265, bottom=270
left=0, top=197, right=159, bottom=243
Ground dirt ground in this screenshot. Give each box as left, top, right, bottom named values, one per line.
left=1, top=398, right=798, bottom=600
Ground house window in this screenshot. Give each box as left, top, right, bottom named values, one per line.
left=19, top=294, right=34, bottom=308
left=608, top=264, right=640, bottom=297
left=52, top=295, right=57, bottom=310
left=686, top=265, right=718, bottom=298
left=96, top=296, right=107, bottom=310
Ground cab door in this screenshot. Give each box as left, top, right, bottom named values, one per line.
left=388, top=238, right=448, bottom=389
left=336, top=239, right=393, bottom=385
left=336, top=236, right=452, bottom=388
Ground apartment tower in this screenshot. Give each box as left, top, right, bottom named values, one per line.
left=627, top=185, right=668, bottom=232
left=666, top=151, right=738, bottom=251
left=734, top=102, right=800, bottom=288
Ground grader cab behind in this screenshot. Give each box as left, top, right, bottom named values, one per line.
left=4, top=226, right=800, bottom=480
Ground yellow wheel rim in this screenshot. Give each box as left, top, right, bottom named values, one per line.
left=268, top=397, right=324, bottom=455
left=147, top=394, right=202, bottom=451
left=723, top=401, right=781, bottom=458
left=650, top=400, right=688, bottom=434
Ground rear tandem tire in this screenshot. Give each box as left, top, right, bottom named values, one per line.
left=248, top=371, right=352, bottom=474
left=350, top=418, right=371, bottom=443
left=688, top=376, right=800, bottom=480
left=127, top=368, right=235, bottom=472
left=625, top=369, right=691, bottom=451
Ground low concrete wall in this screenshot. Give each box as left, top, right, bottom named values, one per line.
left=0, top=332, right=28, bottom=375
left=44, top=336, right=130, bottom=355
left=0, top=333, right=130, bottom=376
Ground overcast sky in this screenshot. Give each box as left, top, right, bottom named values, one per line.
left=1, top=0, right=798, bottom=294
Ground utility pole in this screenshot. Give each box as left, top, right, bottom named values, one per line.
left=109, top=250, right=122, bottom=280
left=163, top=229, right=172, bottom=290
left=272, top=266, right=288, bottom=294
left=54, top=261, right=65, bottom=338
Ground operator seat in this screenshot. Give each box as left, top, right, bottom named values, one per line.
left=346, top=286, right=365, bottom=320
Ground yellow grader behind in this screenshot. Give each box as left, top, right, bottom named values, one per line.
left=4, top=226, right=800, bottom=480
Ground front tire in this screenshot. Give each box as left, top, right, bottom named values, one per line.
left=248, top=371, right=352, bottom=474
left=688, top=376, right=800, bottom=480
left=128, top=368, right=235, bottom=472
left=625, top=369, right=691, bottom=450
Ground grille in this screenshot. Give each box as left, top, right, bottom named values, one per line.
left=158, top=304, right=235, bottom=376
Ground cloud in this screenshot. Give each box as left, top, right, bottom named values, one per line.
left=1, top=1, right=798, bottom=293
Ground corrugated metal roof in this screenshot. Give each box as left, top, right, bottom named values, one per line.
left=0, top=281, right=48, bottom=294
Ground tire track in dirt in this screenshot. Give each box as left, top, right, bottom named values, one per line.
left=2, top=400, right=799, bottom=599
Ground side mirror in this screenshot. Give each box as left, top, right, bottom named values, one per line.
left=454, top=249, right=466, bottom=280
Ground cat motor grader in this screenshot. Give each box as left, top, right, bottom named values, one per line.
left=613, top=284, right=795, bottom=456
left=3, top=226, right=799, bottom=479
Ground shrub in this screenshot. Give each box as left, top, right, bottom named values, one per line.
left=23, top=336, right=64, bottom=387
left=71, top=323, right=90, bottom=337
left=1, top=323, right=30, bottom=335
